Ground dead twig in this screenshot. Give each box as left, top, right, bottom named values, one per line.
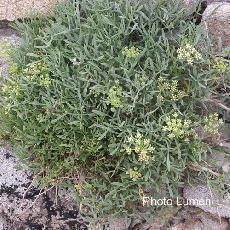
left=212, top=92, right=230, bottom=98
left=203, top=98, right=230, bottom=112
left=188, top=162, right=220, bottom=177
left=21, top=186, right=55, bottom=215
left=22, top=170, right=44, bottom=200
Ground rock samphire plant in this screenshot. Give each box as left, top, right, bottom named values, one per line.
left=0, top=0, right=228, bottom=222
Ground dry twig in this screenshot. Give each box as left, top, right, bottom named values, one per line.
left=203, top=98, right=230, bottom=112
left=188, top=162, right=220, bottom=177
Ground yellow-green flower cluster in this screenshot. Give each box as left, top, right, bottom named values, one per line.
left=122, top=46, right=140, bottom=58
left=204, top=113, right=223, bottom=136
left=157, top=77, right=186, bottom=101
left=2, top=85, right=19, bottom=113
left=0, top=39, right=11, bottom=59
left=134, top=74, right=147, bottom=87
left=9, top=63, right=20, bottom=77
left=108, top=80, right=123, bottom=111
left=177, top=43, right=202, bottom=65
left=126, top=167, right=142, bottom=181
left=2, top=84, right=10, bottom=94
left=89, top=85, right=104, bottom=98
left=2, top=82, right=20, bottom=97
left=191, top=141, right=207, bottom=155
left=23, top=62, right=51, bottom=88
left=37, top=114, right=46, bottom=123
left=124, top=132, right=155, bottom=163
left=40, top=75, right=52, bottom=88
left=163, top=112, right=194, bottom=140
left=4, top=103, right=11, bottom=115
left=213, top=59, right=229, bottom=74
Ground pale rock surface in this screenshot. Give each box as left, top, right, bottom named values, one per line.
left=149, top=206, right=230, bottom=230
left=202, top=2, right=230, bottom=49
left=171, top=212, right=229, bottom=230
left=183, top=0, right=203, bottom=7
left=0, top=145, right=86, bottom=229
left=0, top=0, right=66, bottom=21
left=184, top=185, right=230, bottom=218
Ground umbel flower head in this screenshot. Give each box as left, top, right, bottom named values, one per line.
left=126, top=167, right=142, bottom=181
left=163, top=112, right=195, bottom=140
left=0, top=39, right=11, bottom=59
left=157, top=77, right=186, bottom=102
left=213, top=59, right=229, bottom=74
left=204, top=113, right=223, bottom=136
left=108, top=80, right=123, bottom=111
left=177, top=43, right=202, bottom=65
left=2, top=82, right=20, bottom=98
left=124, top=132, right=155, bottom=163
left=122, top=46, right=140, bottom=58
left=23, top=61, right=52, bottom=88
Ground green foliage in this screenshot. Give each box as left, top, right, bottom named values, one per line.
left=0, top=0, right=228, bottom=220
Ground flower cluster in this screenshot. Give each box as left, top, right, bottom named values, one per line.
left=124, top=132, right=155, bottom=163
left=177, top=43, right=202, bottom=65
left=191, top=141, right=207, bottom=155
left=40, top=75, right=52, bottom=88
left=9, top=63, right=19, bottom=77
left=157, top=77, right=186, bottom=101
left=213, top=59, right=229, bottom=74
left=1, top=81, right=20, bottom=114
left=4, top=103, right=11, bottom=115
left=204, top=113, right=223, bottom=136
left=108, top=81, right=123, bottom=111
left=134, top=74, right=147, bottom=87
left=163, top=113, right=195, bottom=140
left=23, top=62, right=51, bottom=88
left=89, top=85, right=104, bottom=98
left=37, top=114, right=46, bottom=123
left=126, top=168, right=142, bottom=181
left=122, top=46, right=140, bottom=58
left=0, top=39, right=11, bottom=59
left=2, top=82, right=20, bottom=98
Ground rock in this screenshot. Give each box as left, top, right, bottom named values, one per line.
left=207, top=147, right=230, bottom=173
left=90, top=218, right=130, bottom=230
left=171, top=214, right=229, bottom=230
left=202, top=2, right=230, bottom=49
left=108, top=218, right=128, bottom=230
left=170, top=207, right=229, bottom=230
left=0, top=145, right=86, bottom=229
left=184, top=0, right=203, bottom=7
left=148, top=207, right=178, bottom=230
left=171, top=219, right=203, bottom=230
left=0, top=0, right=66, bottom=21
left=184, top=0, right=230, bottom=7
left=183, top=185, right=230, bottom=218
